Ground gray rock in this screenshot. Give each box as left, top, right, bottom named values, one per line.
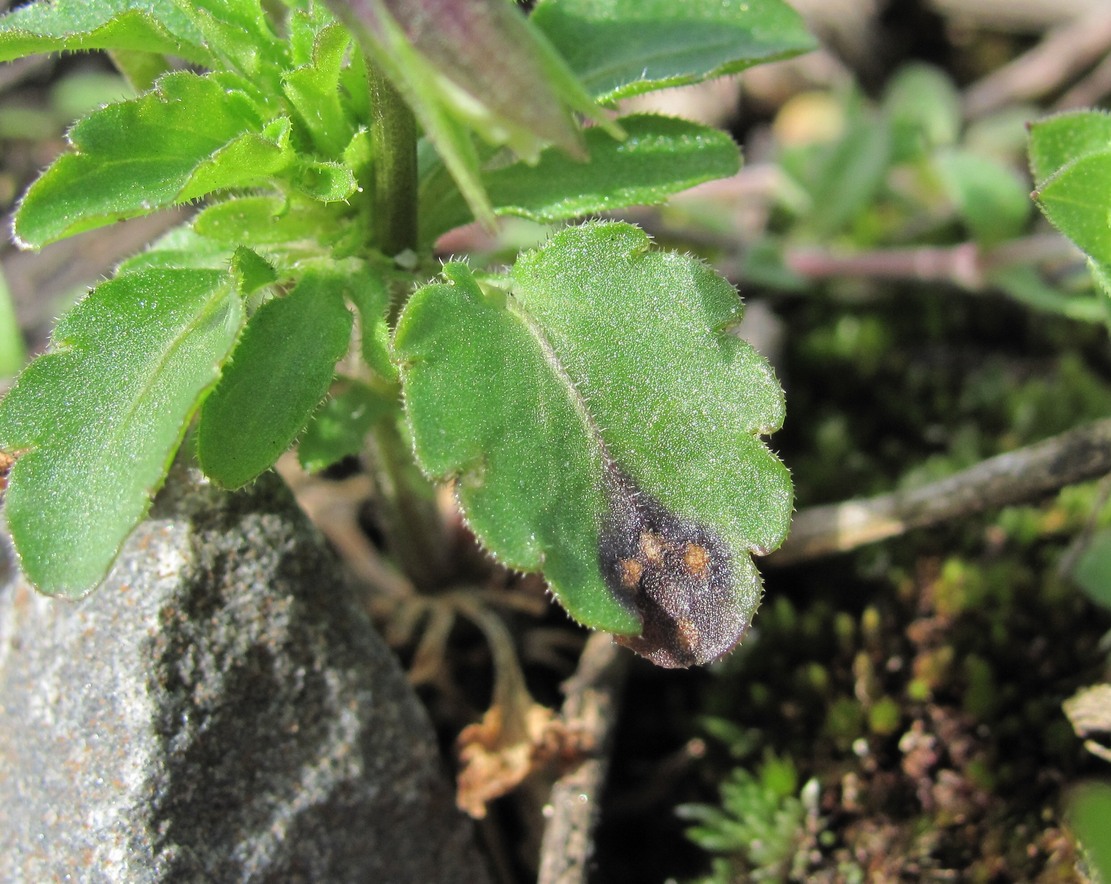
left=0, top=464, right=490, bottom=883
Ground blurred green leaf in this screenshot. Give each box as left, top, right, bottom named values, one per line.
left=50, top=71, right=134, bottom=120
left=0, top=268, right=244, bottom=597
left=197, top=271, right=353, bottom=489
left=1068, top=782, right=1111, bottom=882
left=799, top=105, right=892, bottom=238
left=934, top=148, right=1031, bottom=246
left=298, top=382, right=395, bottom=472
left=676, top=754, right=806, bottom=879
left=394, top=223, right=791, bottom=663
left=532, top=0, right=815, bottom=102
left=883, top=63, right=960, bottom=161
left=990, top=265, right=1107, bottom=324
left=0, top=264, right=26, bottom=378
left=1069, top=527, right=1111, bottom=609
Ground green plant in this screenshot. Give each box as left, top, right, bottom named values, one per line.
left=677, top=751, right=820, bottom=882
left=740, top=63, right=1106, bottom=325
left=1028, top=111, right=1111, bottom=883
left=0, top=0, right=810, bottom=667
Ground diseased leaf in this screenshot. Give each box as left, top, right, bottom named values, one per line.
left=197, top=272, right=353, bottom=488
left=0, top=0, right=209, bottom=64
left=420, top=114, right=741, bottom=241
left=0, top=268, right=244, bottom=597
left=13, top=71, right=294, bottom=248
left=394, top=222, right=791, bottom=667
left=532, top=0, right=815, bottom=103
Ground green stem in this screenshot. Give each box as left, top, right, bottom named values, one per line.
left=368, top=61, right=418, bottom=257
left=368, top=416, right=451, bottom=591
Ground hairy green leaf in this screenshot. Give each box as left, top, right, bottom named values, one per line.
left=1034, top=149, right=1111, bottom=266
left=883, top=63, right=960, bottom=161
left=0, top=0, right=209, bottom=64
left=420, top=114, right=741, bottom=241
left=0, top=268, right=244, bottom=597
left=116, top=226, right=239, bottom=274
left=168, top=0, right=286, bottom=87
left=1028, top=109, right=1111, bottom=187
left=197, top=272, right=353, bottom=488
left=394, top=222, right=791, bottom=667
left=532, top=0, right=815, bottom=102
left=1028, top=111, right=1111, bottom=267
left=13, top=71, right=295, bottom=248
left=282, top=21, right=353, bottom=157
left=193, top=194, right=344, bottom=248
left=290, top=157, right=359, bottom=202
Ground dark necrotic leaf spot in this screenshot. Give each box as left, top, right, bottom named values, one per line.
left=598, top=463, right=750, bottom=668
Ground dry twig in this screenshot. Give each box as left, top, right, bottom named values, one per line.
left=537, top=633, right=629, bottom=884
left=771, top=417, right=1111, bottom=566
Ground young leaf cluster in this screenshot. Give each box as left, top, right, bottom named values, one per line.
left=0, top=0, right=807, bottom=666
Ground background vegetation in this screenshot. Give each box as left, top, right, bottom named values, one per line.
left=1, top=0, right=1111, bottom=881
